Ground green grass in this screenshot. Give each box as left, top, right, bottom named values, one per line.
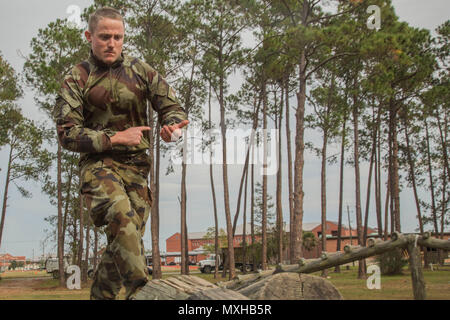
left=310, top=265, right=450, bottom=300
left=1, top=265, right=448, bottom=300
left=0, top=270, right=50, bottom=279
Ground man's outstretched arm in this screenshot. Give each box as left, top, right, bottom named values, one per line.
left=160, top=120, right=190, bottom=143
left=136, top=60, right=189, bottom=142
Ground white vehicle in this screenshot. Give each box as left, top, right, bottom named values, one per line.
left=198, top=253, right=222, bottom=274
left=198, top=248, right=259, bottom=273
left=45, top=257, right=70, bottom=279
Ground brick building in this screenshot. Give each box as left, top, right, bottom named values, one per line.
left=164, top=221, right=378, bottom=264
left=0, top=253, right=27, bottom=271
left=165, top=224, right=257, bottom=265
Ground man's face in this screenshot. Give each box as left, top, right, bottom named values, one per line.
left=85, top=18, right=124, bottom=65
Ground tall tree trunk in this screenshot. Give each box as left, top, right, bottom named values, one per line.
left=62, top=160, right=75, bottom=264
left=243, top=164, right=249, bottom=273
left=389, top=99, right=401, bottom=232
left=363, top=142, right=375, bottom=244
left=180, top=55, right=198, bottom=275
left=439, top=168, right=447, bottom=266
left=403, top=116, right=426, bottom=262
left=375, top=108, right=383, bottom=238
left=435, top=113, right=450, bottom=183
left=363, top=106, right=378, bottom=244
left=320, top=75, right=335, bottom=277
left=320, top=128, right=328, bottom=278
left=207, top=85, right=220, bottom=279
left=284, top=76, right=294, bottom=263
left=276, top=89, right=284, bottom=264
left=228, top=92, right=262, bottom=274
left=352, top=86, right=366, bottom=279
left=152, top=121, right=162, bottom=279
left=78, top=173, right=84, bottom=272
left=93, top=227, right=98, bottom=272
left=251, top=161, right=256, bottom=271
left=436, top=113, right=449, bottom=254
left=347, top=205, right=353, bottom=246
left=148, top=108, right=161, bottom=279
left=424, top=119, right=440, bottom=264
left=0, top=145, right=13, bottom=251
left=335, top=112, right=347, bottom=273
left=388, top=109, right=395, bottom=235
left=390, top=172, right=395, bottom=235
left=211, top=161, right=219, bottom=279
left=384, top=174, right=390, bottom=240
left=181, top=135, right=188, bottom=275
left=261, top=77, right=268, bottom=271
left=231, top=94, right=261, bottom=237
left=292, top=50, right=306, bottom=263
left=219, top=62, right=235, bottom=280
left=424, top=120, right=439, bottom=235
left=83, top=221, right=90, bottom=283
left=72, top=209, right=78, bottom=265
left=57, top=142, right=65, bottom=287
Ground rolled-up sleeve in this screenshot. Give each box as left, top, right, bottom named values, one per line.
left=53, top=69, right=114, bottom=153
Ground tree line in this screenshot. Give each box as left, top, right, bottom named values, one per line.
left=0, top=0, right=448, bottom=285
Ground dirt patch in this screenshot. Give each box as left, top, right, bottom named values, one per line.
left=0, top=277, right=53, bottom=296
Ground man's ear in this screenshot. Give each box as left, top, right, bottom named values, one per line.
left=85, top=30, right=92, bottom=43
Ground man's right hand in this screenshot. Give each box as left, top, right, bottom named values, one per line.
left=110, top=126, right=151, bottom=146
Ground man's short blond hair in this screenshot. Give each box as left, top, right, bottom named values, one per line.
left=88, top=7, right=124, bottom=33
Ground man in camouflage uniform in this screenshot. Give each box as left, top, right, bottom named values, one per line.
left=53, top=7, right=188, bottom=300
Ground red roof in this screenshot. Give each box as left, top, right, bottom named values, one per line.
left=0, top=253, right=27, bottom=262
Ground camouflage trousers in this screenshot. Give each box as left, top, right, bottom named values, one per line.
left=80, top=155, right=152, bottom=300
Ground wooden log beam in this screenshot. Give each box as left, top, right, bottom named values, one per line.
left=344, top=245, right=361, bottom=253
left=276, top=233, right=449, bottom=275
left=275, top=233, right=410, bottom=274
left=417, top=236, right=450, bottom=250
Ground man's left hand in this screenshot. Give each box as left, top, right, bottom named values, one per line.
left=160, top=120, right=190, bottom=143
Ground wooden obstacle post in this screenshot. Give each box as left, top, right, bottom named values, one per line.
left=406, top=235, right=426, bottom=300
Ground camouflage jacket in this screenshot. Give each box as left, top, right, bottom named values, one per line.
left=53, top=50, right=187, bottom=165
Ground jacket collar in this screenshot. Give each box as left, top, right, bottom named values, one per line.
left=88, top=50, right=124, bottom=69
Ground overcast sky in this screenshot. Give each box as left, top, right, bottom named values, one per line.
left=0, top=0, right=448, bottom=259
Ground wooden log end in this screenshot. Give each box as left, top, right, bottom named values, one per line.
left=391, top=231, right=402, bottom=241
left=298, top=258, right=306, bottom=267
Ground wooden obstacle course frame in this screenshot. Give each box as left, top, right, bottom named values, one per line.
left=274, top=232, right=449, bottom=300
